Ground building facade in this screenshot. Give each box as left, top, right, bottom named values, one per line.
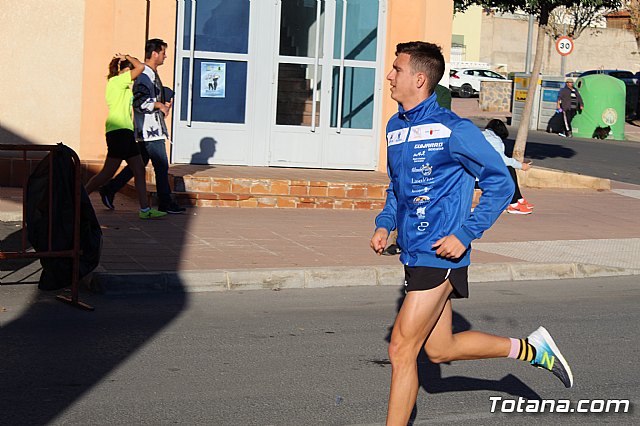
left=1, top=1, right=454, bottom=173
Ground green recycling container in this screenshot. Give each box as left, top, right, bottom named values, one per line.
left=571, top=74, right=625, bottom=140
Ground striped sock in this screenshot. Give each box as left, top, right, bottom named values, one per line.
left=508, top=337, right=536, bottom=362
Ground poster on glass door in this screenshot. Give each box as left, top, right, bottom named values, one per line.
left=200, top=62, right=226, bottom=98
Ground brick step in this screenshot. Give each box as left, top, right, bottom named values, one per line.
left=123, top=184, right=385, bottom=210
left=120, top=173, right=388, bottom=210
left=176, top=192, right=386, bottom=210
left=277, top=99, right=319, bottom=113
left=125, top=182, right=482, bottom=211
left=172, top=175, right=387, bottom=199
left=128, top=187, right=482, bottom=210
left=84, top=162, right=481, bottom=210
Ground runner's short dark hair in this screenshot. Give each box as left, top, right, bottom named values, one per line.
left=485, top=119, right=509, bottom=140
left=395, top=42, right=445, bottom=94
left=145, top=38, right=168, bottom=59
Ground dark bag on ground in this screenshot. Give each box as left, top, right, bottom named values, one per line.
left=546, top=111, right=565, bottom=134
left=26, top=143, right=102, bottom=290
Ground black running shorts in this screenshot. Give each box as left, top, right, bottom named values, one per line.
left=403, top=265, right=469, bottom=299
left=105, top=129, right=140, bottom=160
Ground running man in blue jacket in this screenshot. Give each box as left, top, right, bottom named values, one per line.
left=370, top=41, right=573, bottom=425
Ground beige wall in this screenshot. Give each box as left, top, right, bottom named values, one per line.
left=479, top=15, right=640, bottom=75
left=379, top=0, right=454, bottom=172
left=80, top=0, right=176, bottom=160
left=0, top=0, right=176, bottom=162
left=452, top=5, right=482, bottom=62
left=0, top=1, right=86, bottom=149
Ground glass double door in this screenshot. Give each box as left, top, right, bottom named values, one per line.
left=269, top=0, right=383, bottom=169
left=173, top=0, right=384, bottom=169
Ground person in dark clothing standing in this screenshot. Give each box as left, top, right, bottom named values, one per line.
left=556, top=78, right=584, bottom=137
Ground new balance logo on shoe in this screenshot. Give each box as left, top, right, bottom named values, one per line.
left=540, top=351, right=555, bottom=370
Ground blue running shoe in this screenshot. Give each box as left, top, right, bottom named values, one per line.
left=99, top=187, right=115, bottom=210
left=527, top=326, right=573, bottom=388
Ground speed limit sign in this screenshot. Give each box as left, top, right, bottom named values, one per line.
left=556, top=36, right=574, bottom=56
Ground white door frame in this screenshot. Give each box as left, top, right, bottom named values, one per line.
left=268, top=0, right=387, bottom=170
left=171, top=0, right=387, bottom=170
left=172, top=0, right=259, bottom=165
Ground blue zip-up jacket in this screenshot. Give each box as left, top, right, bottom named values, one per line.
left=375, top=93, right=514, bottom=268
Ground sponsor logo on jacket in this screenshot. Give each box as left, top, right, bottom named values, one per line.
left=411, top=163, right=433, bottom=176
left=408, top=123, right=452, bottom=142
left=411, top=177, right=434, bottom=184
left=413, top=150, right=426, bottom=163
left=414, top=142, right=444, bottom=151
left=387, top=128, right=409, bottom=146
left=411, top=186, right=432, bottom=194
left=417, top=221, right=430, bottom=232
left=413, top=195, right=431, bottom=205
left=416, top=206, right=426, bottom=219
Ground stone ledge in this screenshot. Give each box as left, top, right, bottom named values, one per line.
left=517, top=167, right=610, bottom=190
left=88, top=263, right=640, bottom=294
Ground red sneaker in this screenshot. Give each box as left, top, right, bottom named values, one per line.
left=507, top=203, right=533, bottom=215
left=519, top=198, right=535, bottom=209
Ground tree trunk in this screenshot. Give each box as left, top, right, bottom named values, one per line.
left=513, top=23, right=547, bottom=162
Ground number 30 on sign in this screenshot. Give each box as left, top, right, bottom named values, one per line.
left=556, top=36, right=574, bottom=56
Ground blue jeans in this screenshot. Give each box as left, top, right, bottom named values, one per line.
left=104, top=139, right=172, bottom=207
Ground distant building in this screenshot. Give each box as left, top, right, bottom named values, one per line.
left=605, top=10, right=632, bottom=30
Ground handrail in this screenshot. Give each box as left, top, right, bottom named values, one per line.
left=336, top=0, right=348, bottom=133
left=0, top=144, right=93, bottom=311
left=186, top=0, right=197, bottom=126
left=310, top=0, right=322, bottom=132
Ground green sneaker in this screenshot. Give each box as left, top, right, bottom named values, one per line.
left=139, top=208, right=168, bottom=219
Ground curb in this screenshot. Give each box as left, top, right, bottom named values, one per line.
left=518, top=167, right=610, bottom=190
left=0, top=212, right=22, bottom=222
left=88, top=262, right=640, bottom=295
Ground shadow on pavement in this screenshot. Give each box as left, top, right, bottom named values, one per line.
left=0, top=126, right=188, bottom=424
left=503, top=138, right=576, bottom=161
left=416, top=312, right=541, bottom=399
left=0, top=224, right=41, bottom=284
left=386, top=287, right=542, bottom=423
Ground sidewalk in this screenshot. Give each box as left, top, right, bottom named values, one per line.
left=451, top=97, right=640, bottom=142
left=2, top=181, right=640, bottom=294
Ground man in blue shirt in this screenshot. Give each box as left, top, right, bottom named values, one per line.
left=370, top=41, right=573, bottom=425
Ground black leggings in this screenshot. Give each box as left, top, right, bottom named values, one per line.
left=507, top=166, right=522, bottom=204
left=562, top=109, right=577, bottom=133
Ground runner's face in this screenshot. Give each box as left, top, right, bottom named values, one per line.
left=386, top=53, right=416, bottom=108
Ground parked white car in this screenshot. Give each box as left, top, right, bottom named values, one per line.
left=449, top=68, right=507, bottom=98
